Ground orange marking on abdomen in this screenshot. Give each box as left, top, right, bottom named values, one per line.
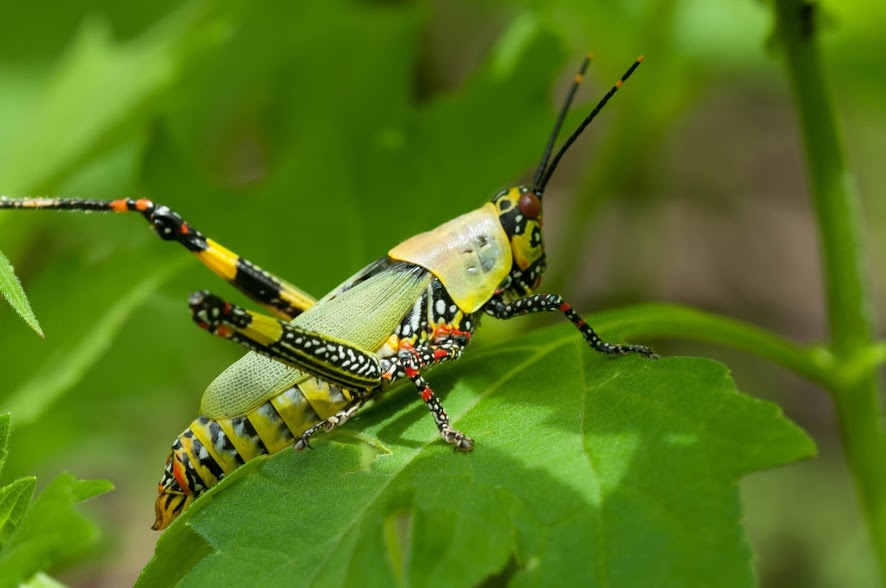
left=172, top=459, right=191, bottom=494
left=110, top=199, right=128, bottom=212
left=135, top=198, right=153, bottom=211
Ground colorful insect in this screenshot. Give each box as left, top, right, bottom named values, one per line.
left=0, top=55, right=654, bottom=530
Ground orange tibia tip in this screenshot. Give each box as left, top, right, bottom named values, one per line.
left=637, top=55, right=645, bottom=62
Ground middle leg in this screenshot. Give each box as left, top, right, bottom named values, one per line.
left=383, top=340, right=473, bottom=451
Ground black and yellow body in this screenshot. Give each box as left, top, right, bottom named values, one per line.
left=154, top=377, right=353, bottom=530
left=1, top=55, right=655, bottom=531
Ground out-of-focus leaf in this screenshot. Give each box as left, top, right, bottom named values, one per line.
left=0, top=249, right=43, bottom=337
left=0, top=416, right=36, bottom=548
left=138, top=325, right=814, bottom=587
left=0, top=474, right=113, bottom=588
left=0, top=478, right=36, bottom=549
left=20, top=572, right=69, bottom=588
left=0, top=414, right=112, bottom=588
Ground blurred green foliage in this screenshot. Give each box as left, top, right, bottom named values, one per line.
left=0, top=0, right=883, bottom=585
left=0, top=414, right=112, bottom=587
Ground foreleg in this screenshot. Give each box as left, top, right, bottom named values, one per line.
left=484, top=294, right=656, bottom=358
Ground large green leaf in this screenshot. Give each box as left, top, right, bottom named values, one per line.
left=138, top=325, right=814, bottom=587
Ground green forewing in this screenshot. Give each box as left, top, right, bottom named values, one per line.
left=200, top=262, right=432, bottom=419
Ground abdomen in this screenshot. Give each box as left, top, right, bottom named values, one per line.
left=162, top=378, right=353, bottom=495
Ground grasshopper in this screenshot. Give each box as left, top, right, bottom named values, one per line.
left=0, top=55, right=654, bottom=530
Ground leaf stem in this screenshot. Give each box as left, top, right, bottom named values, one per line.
left=592, top=303, right=833, bottom=386
left=773, top=0, right=886, bottom=582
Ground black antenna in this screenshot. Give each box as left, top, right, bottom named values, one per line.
left=537, top=55, right=644, bottom=193
left=531, top=54, right=592, bottom=194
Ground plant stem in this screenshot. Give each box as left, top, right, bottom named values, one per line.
left=773, top=0, right=886, bottom=582
left=592, top=303, right=833, bottom=386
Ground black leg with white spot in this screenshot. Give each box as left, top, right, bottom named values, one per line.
left=407, top=368, right=473, bottom=451
left=484, top=294, right=657, bottom=358
left=294, top=337, right=470, bottom=452
left=379, top=341, right=473, bottom=451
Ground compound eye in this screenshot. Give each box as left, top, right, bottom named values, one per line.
left=518, top=192, right=540, bottom=219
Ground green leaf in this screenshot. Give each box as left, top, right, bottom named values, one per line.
left=139, top=326, right=814, bottom=587
left=0, top=478, right=36, bottom=549
left=20, top=572, right=68, bottom=588
left=0, top=416, right=36, bottom=548
left=0, top=249, right=43, bottom=337
left=0, top=474, right=113, bottom=588
left=0, top=405, right=10, bottom=464
left=0, top=413, right=113, bottom=588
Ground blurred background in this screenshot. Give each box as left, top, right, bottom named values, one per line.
left=0, top=0, right=883, bottom=585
